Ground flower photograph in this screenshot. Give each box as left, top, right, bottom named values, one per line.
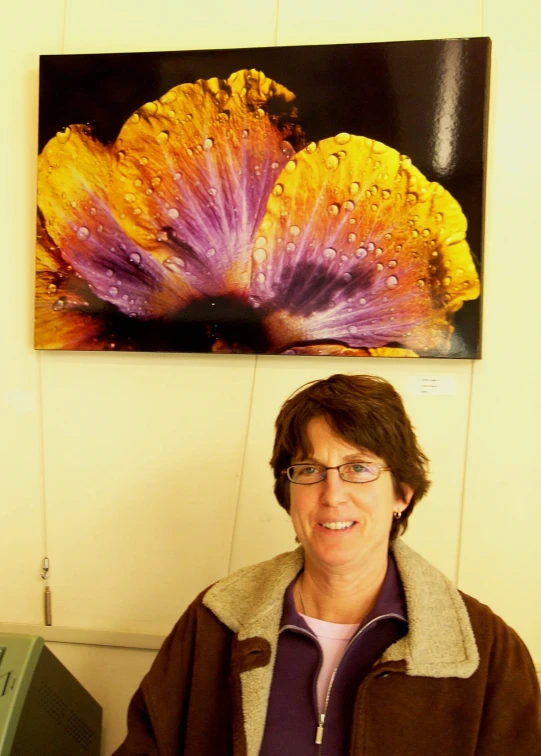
left=36, top=39, right=490, bottom=357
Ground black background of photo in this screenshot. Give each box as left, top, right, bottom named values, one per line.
left=39, top=38, right=490, bottom=357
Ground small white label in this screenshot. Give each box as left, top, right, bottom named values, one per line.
left=408, top=376, right=456, bottom=396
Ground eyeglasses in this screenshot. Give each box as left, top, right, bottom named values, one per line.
left=283, top=462, right=391, bottom=485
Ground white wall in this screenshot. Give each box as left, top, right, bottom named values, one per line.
left=2, top=0, right=540, bottom=753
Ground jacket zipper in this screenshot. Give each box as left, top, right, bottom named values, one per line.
left=311, top=612, right=405, bottom=749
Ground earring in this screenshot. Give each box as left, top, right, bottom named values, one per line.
left=393, top=511, right=402, bottom=520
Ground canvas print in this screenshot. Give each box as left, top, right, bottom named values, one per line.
left=35, top=38, right=490, bottom=357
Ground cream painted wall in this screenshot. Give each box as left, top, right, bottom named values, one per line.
left=1, top=0, right=540, bottom=753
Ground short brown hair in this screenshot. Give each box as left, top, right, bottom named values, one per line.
left=270, top=374, right=430, bottom=540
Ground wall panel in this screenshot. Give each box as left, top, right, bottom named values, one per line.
left=63, top=0, right=278, bottom=54
left=276, top=0, right=482, bottom=46
left=41, top=352, right=256, bottom=633
left=459, top=0, right=541, bottom=661
left=0, top=0, right=65, bottom=624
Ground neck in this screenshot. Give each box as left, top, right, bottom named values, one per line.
left=296, top=553, right=389, bottom=624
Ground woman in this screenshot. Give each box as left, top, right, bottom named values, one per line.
left=114, top=374, right=541, bottom=756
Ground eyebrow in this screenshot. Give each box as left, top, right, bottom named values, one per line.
left=295, top=452, right=376, bottom=464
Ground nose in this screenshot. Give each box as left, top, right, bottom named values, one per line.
left=320, top=468, right=348, bottom=506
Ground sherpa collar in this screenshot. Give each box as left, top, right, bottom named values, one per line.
left=203, top=540, right=479, bottom=756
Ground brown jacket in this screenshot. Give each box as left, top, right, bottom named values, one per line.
left=113, top=541, right=541, bottom=755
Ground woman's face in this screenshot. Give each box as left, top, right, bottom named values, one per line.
left=289, top=416, right=412, bottom=576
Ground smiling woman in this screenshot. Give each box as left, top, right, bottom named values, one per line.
left=113, top=374, right=541, bottom=756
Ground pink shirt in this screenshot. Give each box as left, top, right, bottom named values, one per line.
left=300, top=613, right=359, bottom=713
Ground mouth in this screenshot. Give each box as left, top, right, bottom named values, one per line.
left=319, top=521, right=356, bottom=531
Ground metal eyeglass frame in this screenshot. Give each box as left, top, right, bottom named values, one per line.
left=282, top=463, right=392, bottom=485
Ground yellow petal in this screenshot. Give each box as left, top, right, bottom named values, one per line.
left=109, top=70, right=301, bottom=295
left=253, top=135, right=480, bottom=355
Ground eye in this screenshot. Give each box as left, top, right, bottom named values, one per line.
left=299, top=465, right=319, bottom=476
left=348, top=463, right=369, bottom=473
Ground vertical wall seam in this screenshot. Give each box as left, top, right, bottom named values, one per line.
left=227, top=356, right=259, bottom=575
left=454, top=359, right=475, bottom=586
left=274, top=0, right=281, bottom=46
left=36, top=353, right=49, bottom=563
left=61, top=0, right=68, bottom=54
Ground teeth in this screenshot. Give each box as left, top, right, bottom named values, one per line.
left=321, top=521, right=354, bottom=530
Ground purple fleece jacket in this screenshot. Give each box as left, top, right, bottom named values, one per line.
left=259, top=555, right=408, bottom=755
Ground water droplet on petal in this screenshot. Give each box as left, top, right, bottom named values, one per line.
left=242, top=129, right=249, bottom=139
left=77, top=227, right=90, bottom=240
left=272, top=183, right=284, bottom=197
left=142, top=101, right=158, bottom=116
left=90, top=206, right=97, bottom=216
left=343, top=200, right=355, bottom=211
left=387, top=275, right=399, bottom=288
left=388, top=260, right=397, bottom=268
left=376, top=263, right=384, bottom=271
left=326, top=154, right=340, bottom=170
left=422, top=228, right=430, bottom=238
left=105, top=269, right=114, bottom=278
left=284, top=242, right=295, bottom=253
left=253, top=248, right=267, bottom=264
left=443, top=276, right=452, bottom=286
left=328, top=203, right=340, bottom=216
left=203, top=137, right=214, bottom=151
left=356, top=247, right=367, bottom=259
left=371, top=204, right=378, bottom=212
left=348, top=325, right=358, bottom=334
left=270, top=161, right=280, bottom=169
left=350, top=182, right=360, bottom=195
left=323, top=247, right=337, bottom=260
left=348, top=233, right=356, bottom=242
left=129, top=252, right=141, bottom=265
left=343, top=272, right=353, bottom=282
left=359, top=298, right=367, bottom=305
left=254, top=236, right=267, bottom=248
left=305, top=142, right=317, bottom=154
left=375, top=248, right=383, bottom=258
left=206, top=247, right=216, bottom=258
left=163, top=257, right=185, bottom=275
left=125, top=193, right=136, bottom=203
left=156, top=131, right=169, bottom=145
left=130, top=112, right=140, bottom=124
left=168, top=207, right=180, bottom=219
left=152, top=176, right=162, bottom=187
left=139, top=156, right=149, bottom=166
left=412, top=229, right=419, bottom=239
left=156, top=231, right=168, bottom=242
left=382, top=189, right=391, bottom=199
left=335, top=132, right=351, bottom=145
left=108, top=286, right=119, bottom=296
left=285, top=160, right=297, bottom=173
left=56, top=127, right=71, bottom=144
left=256, top=272, right=266, bottom=284
left=435, top=212, right=444, bottom=222
left=289, top=225, right=301, bottom=237
left=47, top=283, right=57, bottom=295
left=52, top=297, right=66, bottom=311
left=418, top=279, right=425, bottom=288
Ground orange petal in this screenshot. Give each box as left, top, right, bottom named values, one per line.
left=252, top=135, right=479, bottom=356
left=109, top=70, right=302, bottom=296
left=38, top=125, right=194, bottom=318
left=35, top=219, right=108, bottom=349
left=280, top=344, right=418, bottom=357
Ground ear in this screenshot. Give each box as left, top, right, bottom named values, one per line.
left=397, top=484, right=414, bottom=512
